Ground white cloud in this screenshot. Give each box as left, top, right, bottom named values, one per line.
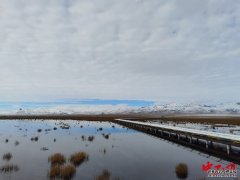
left=0, top=0, right=239, bottom=103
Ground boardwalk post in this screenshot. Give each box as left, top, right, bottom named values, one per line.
left=227, top=145, right=232, bottom=155
left=206, top=141, right=208, bottom=149
left=227, top=145, right=230, bottom=155
left=210, top=141, right=213, bottom=148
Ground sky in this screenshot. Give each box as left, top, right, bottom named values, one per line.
left=0, top=99, right=154, bottom=110
left=0, top=0, right=240, bottom=106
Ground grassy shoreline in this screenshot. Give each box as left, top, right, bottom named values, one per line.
left=0, top=114, right=240, bottom=125
left=127, top=115, right=240, bottom=125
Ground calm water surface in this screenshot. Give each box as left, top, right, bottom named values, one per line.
left=0, top=120, right=238, bottom=180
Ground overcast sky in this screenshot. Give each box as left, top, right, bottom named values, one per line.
left=0, top=0, right=239, bottom=104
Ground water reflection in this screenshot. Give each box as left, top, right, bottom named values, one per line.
left=0, top=120, right=239, bottom=180
left=1, top=152, right=19, bottom=175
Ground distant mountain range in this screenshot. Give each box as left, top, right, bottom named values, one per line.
left=136, top=102, right=240, bottom=115
left=1, top=102, right=240, bottom=115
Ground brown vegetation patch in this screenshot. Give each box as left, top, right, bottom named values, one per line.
left=102, top=134, right=110, bottom=140
left=0, top=164, right=19, bottom=173
left=88, top=136, right=94, bottom=142
left=96, top=170, right=111, bottom=180
left=48, top=165, right=61, bottom=179
left=81, top=135, right=86, bottom=141
left=31, top=136, right=39, bottom=142
left=175, top=163, right=188, bottom=179
left=3, top=153, right=12, bottom=161
left=69, top=152, right=88, bottom=167
left=60, top=164, right=76, bottom=180
left=49, top=153, right=66, bottom=166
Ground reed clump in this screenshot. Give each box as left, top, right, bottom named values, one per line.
left=69, top=152, right=88, bottom=167
left=88, top=136, right=94, bottom=142
left=3, top=153, right=12, bottom=161
left=60, top=165, right=76, bottom=179
left=49, top=153, right=66, bottom=166
left=96, top=170, right=111, bottom=180
left=48, top=165, right=76, bottom=180
left=0, top=164, right=19, bottom=173
left=31, top=136, right=39, bottom=142
left=48, top=165, right=61, bottom=179
left=81, top=135, right=86, bottom=141
left=175, top=163, right=188, bottom=179
left=48, top=151, right=90, bottom=179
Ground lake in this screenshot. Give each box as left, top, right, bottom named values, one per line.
left=0, top=120, right=238, bottom=180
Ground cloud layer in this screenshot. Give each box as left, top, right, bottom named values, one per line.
left=0, top=0, right=239, bottom=103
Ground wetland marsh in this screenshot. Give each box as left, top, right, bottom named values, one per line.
left=0, top=120, right=238, bottom=180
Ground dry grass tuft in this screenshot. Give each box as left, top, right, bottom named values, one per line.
left=70, top=152, right=88, bottom=167
left=60, top=164, right=76, bottom=180
left=96, top=170, right=111, bottom=180
left=31, top=136, right=39, bottom=142
left=0, top=164, right=19, bottom=173
left=3, top=153, right=12, bottom=161
left=175, top=163, right=188, bottom=179
left=48, top=165, right=61, bottom=179
left=88, top=136, right=94, bottom=142
left=49, top=153, right=66, bottom=166
left=102, top=134, right=110, bottom=140
left=81, top=135, right=86, bottom=141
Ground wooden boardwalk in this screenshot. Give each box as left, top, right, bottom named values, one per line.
left=115, top=119, right=240, bottom=164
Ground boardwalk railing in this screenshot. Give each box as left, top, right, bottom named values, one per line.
left=115, top=119, right=240, bottom=164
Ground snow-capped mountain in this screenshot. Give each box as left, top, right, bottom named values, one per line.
left=1, top=102, right=240, bottom=115
left=7, top=104, right=138, bottom=115
left=138, top=102, right=240, bottom=114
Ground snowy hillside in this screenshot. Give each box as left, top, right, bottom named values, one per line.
left=1, top=102, right=240, bottom=115
left=139, top=102, right=240, bottom=114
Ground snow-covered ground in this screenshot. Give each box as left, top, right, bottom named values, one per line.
left=117, top=119, right=240, bottom=141
left=0, top=104, right=138, bottom=115
left=140, top=102, right=240, bottom=114
left=146, top=120, right=240, bottom=136
left=0, top=102, right=240, bottom=115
